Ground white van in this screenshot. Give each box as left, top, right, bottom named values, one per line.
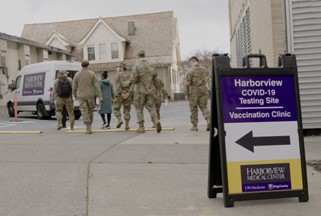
left=7, top=61, right=82, bottom=119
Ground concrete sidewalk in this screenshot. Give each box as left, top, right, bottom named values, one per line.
left=86, top=128, right=321, bottom=216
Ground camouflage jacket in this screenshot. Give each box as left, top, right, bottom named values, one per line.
left=184, top=63, right=209, bottom=97
left=115, top=70, right=133, bottom=96
left=154, top=77, right=168, bottom=100
left=131, top=60, right=157, bottom=95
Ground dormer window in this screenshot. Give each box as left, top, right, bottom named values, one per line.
left=79, top=17, right=129, bottom=63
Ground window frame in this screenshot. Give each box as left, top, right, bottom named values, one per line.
left=87, top=44, right=96, bottom=61
left=110, top=42, right=119, bottom=60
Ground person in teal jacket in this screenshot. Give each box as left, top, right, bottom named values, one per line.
left=98, top=71, right=114, bottom=129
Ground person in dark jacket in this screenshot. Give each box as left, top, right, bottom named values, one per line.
left=98, top=71, right=114, bottom=129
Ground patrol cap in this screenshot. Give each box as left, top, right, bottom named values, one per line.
left=189, top=56, right=199, bottom=62
left=118, top=62, right=127, bottom=70
left=137, top=50, right=145, bottom=58
left=81, top=60, right=90, bottom=67
left=58, top=70, right=68, bottom=76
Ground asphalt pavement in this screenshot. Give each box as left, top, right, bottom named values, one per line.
left=0, top=101, right=320, bottom=216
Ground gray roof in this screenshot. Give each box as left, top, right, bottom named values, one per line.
left=21, top=11, right=175, bottom=60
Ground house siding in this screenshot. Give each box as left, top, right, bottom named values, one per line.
left=287, top=0, right=321, bottom=129
left=21, top=11, right=180, bottom=97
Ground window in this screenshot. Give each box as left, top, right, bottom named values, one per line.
left=0, top=39, right=8, bottom=53
left=15, top=76, right=22, bottom=89
left=43, top=50, right=49, bottom=61
left=111, top=42, right=119, bottom=59
left=99, top=43, right=107, bottom=60
left=87, top=44, right=95, bottom=60
left=24, top=45, right=30, bottom=56
left=236, top=8, right=251, bottom=67
left=25, top=58, right=30, bottom=66
left=0, top=82, right=3, bottom=96
left=1, top=56, right=6, bottom=67
left=128, top=21, right=136, bottom=35
left=55, top=70, right=78, bottom=79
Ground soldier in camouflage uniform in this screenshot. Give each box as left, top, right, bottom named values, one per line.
left=131, top=50, right=161, bottom=133
left=113, top=63, right=133, bottom=130
left=54, top=70, right=75, bottom=130
left=150, top=77, right=170, bottom=126
left=184, top=56, right=210, bottom=131
left=73, top=60, right=102, bottom=134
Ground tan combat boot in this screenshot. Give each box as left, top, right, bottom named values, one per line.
left=206, top=119, right=210, bottom=131
left=86, top=123, right=92, bottom=134
left=136, top=122, right=145, bottom=133
left=70, top=124, right=75, bottom=130
left=153, top=117, right=162, bottom=133
left=116, top=117, right=123, bottom=128
left=57, top=124, right=63, bottom=130
left=125, top=120, right=130, bottom=130
left=190, top=124, right=198, bottom=131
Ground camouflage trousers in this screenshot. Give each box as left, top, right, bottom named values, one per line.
left=148, top=98, right=162, bottom=126
left=133, top=93, right=158, bottom=123
left=155, top=98, right=162, bottom=119
left=56, top=96, right=74, bottom=127
left=113, top=96, right=132, bottom=121
left=78, top=96, right=94, bottom=124
left=188, top=94, right=210, bottom=125
left=146, top=98, right=162, bottom=122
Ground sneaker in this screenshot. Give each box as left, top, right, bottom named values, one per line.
left=101, top=123, right=107, bottom=129
left=105, top=124, right=111, bottom=129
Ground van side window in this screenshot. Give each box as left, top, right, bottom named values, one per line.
left=55, top=70, right=78, bottom=79
left=15, top=76, right=21, bottom=89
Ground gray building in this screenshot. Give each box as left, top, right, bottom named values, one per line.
left=0, top=33, right=73, bottom=106
left=21, top=11, right=181, bottom=97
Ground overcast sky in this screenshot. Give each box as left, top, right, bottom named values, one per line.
left=0, top=0, right=230, bottom=59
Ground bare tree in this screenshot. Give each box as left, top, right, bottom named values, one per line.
left=183, top=49, right=219, bottom=70
left=179, top=48, right=219, bottom=90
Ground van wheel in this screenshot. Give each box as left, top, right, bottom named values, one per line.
left=36, top=103, right=46, bottom=119
left=7, top=103, right=15, bottom=117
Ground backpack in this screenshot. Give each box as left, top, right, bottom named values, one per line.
left=57, top=76, right=72, bottom=98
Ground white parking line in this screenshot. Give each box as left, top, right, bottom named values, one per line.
left=0, top=120, right=36, bottom=128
